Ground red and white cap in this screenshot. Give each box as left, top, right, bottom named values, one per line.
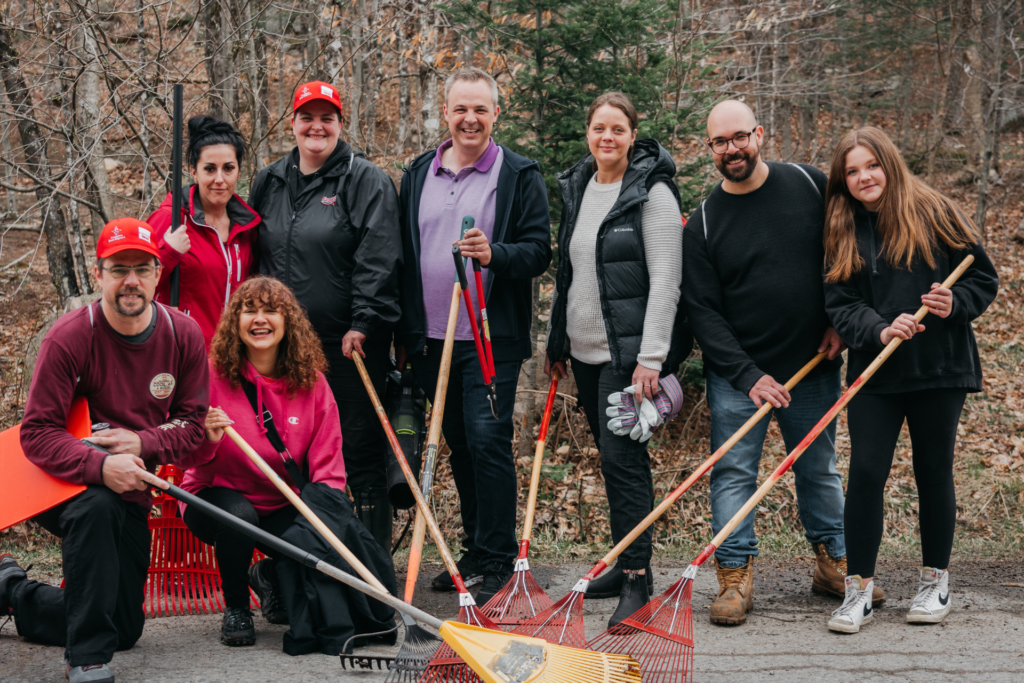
left=96, top=218, right=160, bottom=260
left=293, top=81, right=343, bottom=117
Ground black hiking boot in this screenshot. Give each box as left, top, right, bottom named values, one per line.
left=608, top=569, right=651, bottom=628
left=248, top=558, right=288, bottom=625
left=221, top=606, right=256, bottom=646
left=432, top=552, right=483, bottom=592
left=585, top=563, right=653, bottom=599
left=0, top=554, right=27, bottom=615
left=475, top=563, right=514, bottom=608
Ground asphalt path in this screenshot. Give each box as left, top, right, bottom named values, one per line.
left=2, top=557, right=1021, bottom=682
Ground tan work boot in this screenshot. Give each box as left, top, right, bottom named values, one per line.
left=811, top=543, right=885, bottom=606
left=710, top=556, right=754, bottom=625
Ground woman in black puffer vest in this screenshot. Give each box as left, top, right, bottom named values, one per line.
left=546, top=92, right=689, bottom=627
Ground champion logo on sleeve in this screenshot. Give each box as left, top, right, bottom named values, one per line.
left=321, top=195, right=338, bottom=206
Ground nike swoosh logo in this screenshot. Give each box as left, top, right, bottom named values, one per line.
left=939, top=592, right=949, bottom=605
left=863, top=603, right=872, bottom=617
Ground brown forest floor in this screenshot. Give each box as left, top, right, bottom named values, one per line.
left=1, top=132, right=1022, bottom=569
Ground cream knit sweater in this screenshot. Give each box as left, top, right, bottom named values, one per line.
left=565, top=177, right=683, bottom=371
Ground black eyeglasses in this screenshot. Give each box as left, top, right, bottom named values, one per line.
left=706, top=130, right=756, bottom=155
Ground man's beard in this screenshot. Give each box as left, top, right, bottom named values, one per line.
left=115, top=287, right=149, bottom=317
left=718, top=149, right=757, bottom=183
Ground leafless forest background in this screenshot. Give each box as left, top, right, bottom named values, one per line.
left=1, top=0, right=1022, bottom=561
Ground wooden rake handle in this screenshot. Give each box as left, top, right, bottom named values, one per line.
left=693, top=255, right=976, bottom=568
left=222, top=426, right=390, bottom=594
left=521, top=371, right=560, bottom=545
left=588, top=351, right=827, bottom=578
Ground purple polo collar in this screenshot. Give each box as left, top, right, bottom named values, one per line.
left=431, top=137, right=499, bottom=175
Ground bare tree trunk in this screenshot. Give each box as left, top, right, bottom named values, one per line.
left=926, top=2, right=967, bottom=180
left=962, top=0, right=984, bottom=175
left=0, top=25, right=81, bottom=303
left=974, top=0, right=1007, bottom=241
left=0, top=82, right=16, bottom=216
left=201, top=0, right=238, bottom=123
left=395, top=17, right=411, bottom=154
left=418, top=0, right=440, bottom=150
left=349, top=0, right=364, bottom=148
left=242, top=0, right=268, bottom=170
left=361, top=0, right=380, bottom=155
left=137, top=0, right=152, bottom=210
left=75, top=4, right=115, bottom=224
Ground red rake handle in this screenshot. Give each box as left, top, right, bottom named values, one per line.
left=472, top=259, right=496, bottom=379
left=580, top=351, right=828, bottom=582
left=453, top=246, right=491, bottom=385
left=520, top=371, right=560, bottom=552
left=691, top=255, right=976, bottom=569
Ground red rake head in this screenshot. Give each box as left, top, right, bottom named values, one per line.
left=510, top=580, right=588, bottom=649
left=588, top=569, right=696, bottom=683
left=419, top=592, right=498, bottom=682
left=479, top=560, right=555, bottom=630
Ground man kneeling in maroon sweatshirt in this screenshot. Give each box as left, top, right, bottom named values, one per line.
left=0, top=218, right=209, bottom=683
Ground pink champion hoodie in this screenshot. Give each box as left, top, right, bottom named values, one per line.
left=180, top=360, right=346, bottom=515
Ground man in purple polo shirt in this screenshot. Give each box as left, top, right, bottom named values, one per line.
left=397, top=67, right=552, bottom=606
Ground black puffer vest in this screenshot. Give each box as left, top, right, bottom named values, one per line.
left=547, top=139, right=691, bottom=375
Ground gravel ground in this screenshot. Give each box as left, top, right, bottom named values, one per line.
left=2, top=557, right=1022, bottom=682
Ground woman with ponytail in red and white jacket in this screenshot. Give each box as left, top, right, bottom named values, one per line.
left=147, top=115, right=261, bottom=348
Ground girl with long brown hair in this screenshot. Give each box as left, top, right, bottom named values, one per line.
left=178, top=276, right=344, bottom=646
left=821, top=127, right=998, bottom=634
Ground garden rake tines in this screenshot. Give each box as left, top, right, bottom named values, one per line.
left=481, top=371, right=561, bottom=629
left=513, top=352, right=828, bottom=650
left=588, top=256, right=976, bottom=683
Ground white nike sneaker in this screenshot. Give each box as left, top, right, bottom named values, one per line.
left=827, top=575, right=875, bottom=633
left=907, top=567, right=951, bottom=624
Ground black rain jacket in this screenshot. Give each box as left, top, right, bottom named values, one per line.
left=547, top=139, right=692, bottom=376
left=824, top=203, right=999, bottom=394
left=396, top=145, right=552, bottom=361
left=248, top=140, right=402, bottom=342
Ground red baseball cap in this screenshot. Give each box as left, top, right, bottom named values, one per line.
left=96, top=218, right=160, bottom=260
left=293, top=80, right=343, bottom=117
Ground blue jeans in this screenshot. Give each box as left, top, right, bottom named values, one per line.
left=413, top=339, right=522, bottom=569
left=707, top=369, right=845, bottom=568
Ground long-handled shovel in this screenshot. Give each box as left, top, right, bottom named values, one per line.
left=514, top=351, right=828, bottom=649
left=588, top=255, right=976, bottom=683
left=481, top=371, right=561, bottom=628
left=121, top=466, right=643, bottom=683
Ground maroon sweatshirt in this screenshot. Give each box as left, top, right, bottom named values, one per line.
left=21, top=300, right=210, bottom=508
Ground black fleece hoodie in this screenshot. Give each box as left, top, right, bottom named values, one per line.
left=823, top=202, right=999, bottom=393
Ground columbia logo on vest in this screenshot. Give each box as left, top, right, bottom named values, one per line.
left=612, top=227, right=633, bottom=233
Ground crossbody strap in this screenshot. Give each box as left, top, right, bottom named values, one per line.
left=240, top=376, right=309, bottom=490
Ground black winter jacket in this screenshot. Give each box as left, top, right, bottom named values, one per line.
left=396, top=145, right=552, bottom=361
left=547, top=139, right=692, bottom=376
left=248, top=140, right=402, bottom=341
left=824, top=203, right=998, bottom=393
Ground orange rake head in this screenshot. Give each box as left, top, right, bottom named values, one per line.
left=418, top=591, right=499, bottom=682
left=480, top=543, right=554, bottom=630
left=587, top=565, right=697, bottom=683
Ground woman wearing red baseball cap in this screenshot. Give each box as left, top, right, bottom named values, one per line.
left=246, top=81, right=402, bottom=552
left=147, top=115, right=261, bottom=349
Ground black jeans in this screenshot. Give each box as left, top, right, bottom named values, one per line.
left=10, top=486, right=150, bottom=667
left=412, top=339, right=522, bottom=569
left=571, top=356, right=654, bottom=570
left=182, top=487, right=299, bottom=609
left=845, top=389, right=966, bottom=578
left=322, top=336, right=391, bottom=491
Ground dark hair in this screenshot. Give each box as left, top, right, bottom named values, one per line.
left=586, top=92, right=639, bottom=132
left=186, top=115, right=246, bottom=169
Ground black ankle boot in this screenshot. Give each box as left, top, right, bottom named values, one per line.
left=221, top=606, right=256, bottom=646
left=585, top=564, right=654, bottom=599
left=608, top=570, right=651, bottom=628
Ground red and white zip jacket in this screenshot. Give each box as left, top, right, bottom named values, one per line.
left=148, top=185, right=261, bottom=348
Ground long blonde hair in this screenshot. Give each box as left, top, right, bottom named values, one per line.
left=823, top=127, right=977, bottom=283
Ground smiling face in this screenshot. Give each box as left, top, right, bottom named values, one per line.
left=844, top=144, right=887, bottom=211
left=443, top=80, right=499, bottom=158
left=239, top=299, right=286, bottom=357
left=292, top=100, right=341, bottom=162
left=94, top=249, right=160, bottom=319
left=706, top=102, right=762, bottom=183
left=191, top=144, right=239, bottom=212
left=587, top=104, right=636, bottom=172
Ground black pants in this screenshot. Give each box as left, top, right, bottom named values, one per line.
left=10, top=486, right=150, bottom=667
left=182, top=487, right=298, bottom=609
left=412, top=339, right=522, bottom=569
left=322, top=336, right=390, bottom=491
left=571, top=356, right=654, bottom=570
left=845, top=389, right=966, bottom=578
